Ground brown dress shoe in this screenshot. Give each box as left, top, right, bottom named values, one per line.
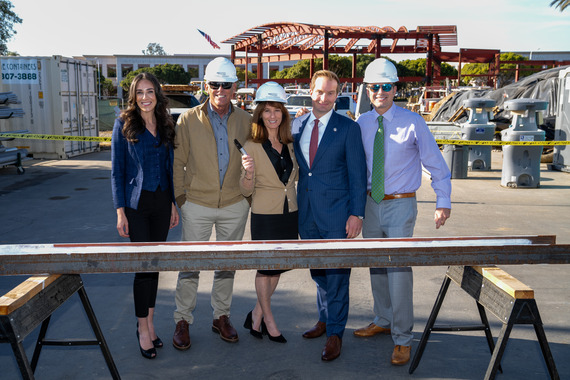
left=353, top=322, right=391, bottom=337
left=212, top=315, right=239, bottom=343
left=391, top=345, right=411, bottom=366
left=321, top=335, right=342, bottom=361
left=302, top=321, right=326, bottom=339
left=173, top=320, right=191, bottom=350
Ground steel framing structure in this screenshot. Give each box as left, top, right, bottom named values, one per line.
left=222, top=22, right=458, bottom=86
left=222, top=22, right=570, bottom=88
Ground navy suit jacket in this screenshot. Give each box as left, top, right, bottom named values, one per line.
left=293, top=111, right=367, bottom=237
left=111, top=118, right=175, bottom=210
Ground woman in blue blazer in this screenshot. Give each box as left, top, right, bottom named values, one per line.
left=111, top=73, right=179, bottom=359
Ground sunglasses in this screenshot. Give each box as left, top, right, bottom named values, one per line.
left=367, top=83, right=393, bottom=93
left=208, top=82, right=233, bottom=90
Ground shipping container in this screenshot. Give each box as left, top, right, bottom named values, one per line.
left=0, top=56, right=99, bottom=159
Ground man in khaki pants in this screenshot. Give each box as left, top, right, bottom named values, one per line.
left=172, top=57, right=251, bottom=349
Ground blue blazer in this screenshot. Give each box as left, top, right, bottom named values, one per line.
left=293, top=112, right=367, bottom=235
left=111, top=118, right=175, bottom=210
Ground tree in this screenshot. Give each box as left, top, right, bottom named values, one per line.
left=236, top=67, right=256, bottom=81
left=120, top=64, right=192, bottom=93
left=96, top=70, right=115, bottom=97
left=460, top=52, right=529, bottom=86
left=142, top=43, right=167, bottom=55
left=273, top=59, right=312, bottom=80
left=355, top=55, right=376, bottom=77
left=398, top=58, right=458, bottom=85
left=0, top=1, right=22, bottom=55
left=151, top=63, right=191, bottom=83
left=550, top=0, right=569, bottom=11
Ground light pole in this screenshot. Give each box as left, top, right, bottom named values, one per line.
left=529, top=48, right=540, bottom=61
left=94, top=57, right=101, bottom=100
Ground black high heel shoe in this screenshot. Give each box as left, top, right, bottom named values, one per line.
left=137, top=322, right=162, bottom=348
left=261, top=319, right=287, bottom=343
left=244, top=310, right=263, bottom=339
left=152, top=337, right=163, bottom=349
left=136, top=328, right=157, bottom=359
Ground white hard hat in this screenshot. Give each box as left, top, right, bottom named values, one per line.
left=255, top=82, right=287, bottom=103
left=204, top=57, right=238, bottom=83
left=364, top=58, right=399, bottom=83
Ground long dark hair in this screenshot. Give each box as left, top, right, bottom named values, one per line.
left=250, top=101, right=292, bottom=144
left=121, top=72, right=175, bottom=147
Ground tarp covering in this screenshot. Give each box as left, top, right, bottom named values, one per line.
left=430, top=65, right=569, bottom=138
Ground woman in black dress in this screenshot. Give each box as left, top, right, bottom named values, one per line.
left=240, top=82, right=298, bottom=343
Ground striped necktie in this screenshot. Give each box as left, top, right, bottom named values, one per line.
left=371, top=115, right=385, bottom=203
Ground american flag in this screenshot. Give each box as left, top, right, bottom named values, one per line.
left=198, top=29, right=220, bottom=49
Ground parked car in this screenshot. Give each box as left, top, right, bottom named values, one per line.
left=286, top=93, right=357, bottom=120
left=165, top=93, right=200, bottom=123
left=285, top=94, right=313, bottom=119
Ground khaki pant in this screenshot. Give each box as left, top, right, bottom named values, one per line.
left=174, top=198, right=249, bottom=324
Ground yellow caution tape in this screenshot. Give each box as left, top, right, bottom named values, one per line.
left=1, top=133, right=569, bottom=146
left=0, top=133, right=110, bottom=142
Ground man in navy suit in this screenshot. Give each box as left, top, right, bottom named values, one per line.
left=293, top=70, right=367, bottom=361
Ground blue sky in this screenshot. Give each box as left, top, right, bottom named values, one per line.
left=7, top=0, right=570, bottom=59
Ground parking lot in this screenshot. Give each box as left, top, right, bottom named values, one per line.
left=1, top=149, right=569, bottom=379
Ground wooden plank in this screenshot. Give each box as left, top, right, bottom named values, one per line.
left=0, top=236, right=566, bottom=276
left=0, top=275, right=60, bottom=315
left=472, top=266, right=534, bottom=299
left=1, top=275, right=83, bottom=341
left=446, top=266, right=516, bottom=321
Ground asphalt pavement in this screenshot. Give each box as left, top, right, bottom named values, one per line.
left=1, top=149, right=569, bottom=380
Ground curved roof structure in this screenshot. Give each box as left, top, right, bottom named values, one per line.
left=223, top=22, right=458, bottom=64
left=222, top=22, right=569, bottom=88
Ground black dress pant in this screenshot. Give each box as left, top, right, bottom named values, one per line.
left=125, top=187, right=171, bottom=318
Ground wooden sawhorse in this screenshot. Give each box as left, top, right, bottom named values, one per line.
left=409, top=265, right=559, bottom=380
left=0, top=274, right=120, bottom=379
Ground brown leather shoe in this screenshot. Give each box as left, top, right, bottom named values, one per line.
left=172, top=320, right=191, bottom=350
left=321, top=335, right=342, bottom=361
left=212, top=315, right=239, bottom=343
left=353, top=323, right=391, bottom=337
left=391, top=345, right=411, bottom=366
left=302, top=321, right=326, bottom=339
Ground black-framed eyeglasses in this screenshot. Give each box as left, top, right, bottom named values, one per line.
left=208, top=82, right=233, bottom=90
left=367, top=83, right=393, bottom=93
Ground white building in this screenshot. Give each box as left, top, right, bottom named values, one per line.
left=77, top=54, right=294, bottom=98
left=514, top=51, right=570, bottom=61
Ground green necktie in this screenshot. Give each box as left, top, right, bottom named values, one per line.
left=371, top=115, right=385, bottom=203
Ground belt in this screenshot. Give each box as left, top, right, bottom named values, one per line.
left=367, top=191, right=416, bottom=201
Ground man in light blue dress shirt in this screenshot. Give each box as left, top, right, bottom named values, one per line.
left=354, top=58, right=452, bottom=366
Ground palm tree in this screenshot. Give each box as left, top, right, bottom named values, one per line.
left=550, top=0, right=569, bottom=11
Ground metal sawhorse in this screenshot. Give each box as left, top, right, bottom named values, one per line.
left=0, top=274, right=120, bottom=379
left=409, top=265, right=559, bottom=380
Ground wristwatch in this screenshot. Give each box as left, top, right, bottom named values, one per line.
left=357, top=215, right=364, bottom=220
